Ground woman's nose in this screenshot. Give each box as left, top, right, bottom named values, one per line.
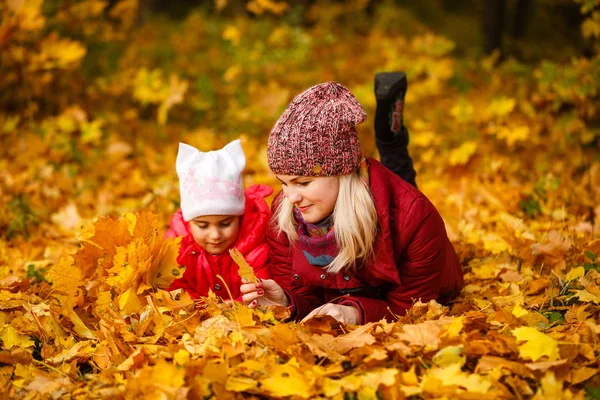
left=287, top=191, right=302, bottom=204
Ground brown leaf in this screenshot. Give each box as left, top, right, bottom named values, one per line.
left=525, top=359, right=568, bottom=372
left=531, top=230, right=571, bottom=271
left=569, top=367, right=598, bottom=385
left=395, top=319, right=451, bottom=350
left=476, top=355, right=535, bottom=379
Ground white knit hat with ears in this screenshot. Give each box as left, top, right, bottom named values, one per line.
left=176, top=139, right=246, bottom=221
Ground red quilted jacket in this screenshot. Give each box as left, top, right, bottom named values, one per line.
left=167, top=184, right=273, bottom=300
left=268, top=158, right=463, bottom=323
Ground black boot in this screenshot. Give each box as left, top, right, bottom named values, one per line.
left=374, top=72, right=417, bottom=188
left=375, top=71, right=407, bottom=139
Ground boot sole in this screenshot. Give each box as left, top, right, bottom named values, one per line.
left=375, top=72, right=407, bottom=101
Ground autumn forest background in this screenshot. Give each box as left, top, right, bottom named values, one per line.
left=1, top=0, right=600, bottom=398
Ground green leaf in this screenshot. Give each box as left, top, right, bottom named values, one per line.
left=586, top=385, right=600, bottom=400
left=543, top=311, right=565, bottom=325
left=519, top=197, right=542, bottom=218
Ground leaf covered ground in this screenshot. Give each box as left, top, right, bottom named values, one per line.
left=1, top=0, right=600, bottom=398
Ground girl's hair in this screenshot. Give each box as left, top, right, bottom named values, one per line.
left=274, top=171, right=378, bottom=273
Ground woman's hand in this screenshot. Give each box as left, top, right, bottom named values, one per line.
left=302, top=304, right=360, bottom=325
left=240, top=279, right=289, bottom=309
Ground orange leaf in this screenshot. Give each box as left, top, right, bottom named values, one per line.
left=230, top=248, right=258, bottom=283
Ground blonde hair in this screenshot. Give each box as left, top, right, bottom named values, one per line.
left=274, top=172, right=378, bottom=273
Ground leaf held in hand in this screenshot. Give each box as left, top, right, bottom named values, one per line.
left=230, top=248, right=258, bottom=283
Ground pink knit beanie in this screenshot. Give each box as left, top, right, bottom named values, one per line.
left=267, top=82, right=366, bottom=176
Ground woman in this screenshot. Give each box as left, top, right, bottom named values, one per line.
left=241, top=80, right=463, bottom=324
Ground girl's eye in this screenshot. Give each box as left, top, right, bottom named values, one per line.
left=196, top=224, right=208, bottom=229
left=220, top=223, right=231, bottom=228
left=298, top=181, right=310, bottom=187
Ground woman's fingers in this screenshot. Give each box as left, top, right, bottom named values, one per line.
left=301, top=304, right=328, bottom=323
left=241, top=291, right=262, bottom=304
left=301, top=304, right=349, bottom=324
left=239, top=282, right=258, bottom=295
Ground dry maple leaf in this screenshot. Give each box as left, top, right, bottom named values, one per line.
left=230, top=248, right=258, bottom=283
left=531, top=230, right=572, bottom=271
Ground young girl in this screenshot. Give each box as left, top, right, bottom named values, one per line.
left=167, top=140, right=272, bottom=300
left=241, top=81, right=464, bottom=324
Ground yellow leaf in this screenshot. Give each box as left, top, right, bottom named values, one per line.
left=450, top=99, right=474, bottom=123
left=233, top=303, right=256, bottom=327
left=472, top=262, right=500, bottom=279
left=444, top=316, right=464, bottom=338
left=261, top=360, right=312, bottom=398
left=411, top=131, right=439, bottom=148
left=64, top=308, right=96, bottom=340
left=133, top=68, right=168, bottom=104
left=8, top=0, right=45, bottom=31
left=423, top=363, right=491, bottom=394
left=222, top=25, right=241, bottom=46
left=118, top=287, right=143, bottom=315
left=566, top=266, right=585, bottom=281
left=106, top=246, right=136, bottom=291
left=533, top=371, right=574, bottom=399
left=323, top=376, right=358, bottom=397
left=448, top=141, right=477, bottom=166
left=1, top=115, right=20, bottom=133
left=46, top=256, right=82, bottom=297
left=150, top=360, right=186, bottom=389
left=432, top=346, right=465, bottom=368
left=582, top=18, right=600, bottom=39
left=482, top=233, right=511, bottom=254
left=173, top=349, right=190, bottom=366
left=512, top=302, right=529, bottom=318
left=512, top=327, right=560, bottom=362
left=46, top=341, right=97, bottom=364
left=400, top=365, right=419, bottom=386
left=230, top=248, right=258, bottom=283
left=223, top=65, right=242, bottom=83
left=125, top=213, right=137, bottom=236
left=246, top=0, right=288, bottom=15
left=149, top=237, right=181, bottom=289
left=80, top=119, right=103, bottom=144
left=35, top=34, right=86, bottom=70
left=496, top=125, right=530, bottom=147
left=226, top=376, right=259, bottom=392
left=360, top=368, right=398, bottom=389
left=574, top=289, right=600, bottom=304
left=0, top=326, right=34, bottom=349
left=485, top=97, right=516, bottom=118
left=51, top=202, right=82, bottom=233
left=157, top=74, right=188, bottom=125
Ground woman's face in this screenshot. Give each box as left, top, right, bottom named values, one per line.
left=189, top=215, right=241, bottom=255
left=276, top=175, right=340, bottom=223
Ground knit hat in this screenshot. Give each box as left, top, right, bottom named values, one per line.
left=176, top=140, right=246, bottom=221
left=267, top=81, right=366, bottom=177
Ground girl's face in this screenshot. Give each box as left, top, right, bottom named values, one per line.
left=189, top=215, right=241, bottom=255
left=276, top=175, right=340, bottom=224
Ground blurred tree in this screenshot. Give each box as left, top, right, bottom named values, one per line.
left=482, top=0, right=584, bottom=59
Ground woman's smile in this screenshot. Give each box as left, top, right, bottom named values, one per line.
left=297, top=204, right=312, bottom=212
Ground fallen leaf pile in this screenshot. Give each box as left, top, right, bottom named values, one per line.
left=1, top=0, right=600, bottom=398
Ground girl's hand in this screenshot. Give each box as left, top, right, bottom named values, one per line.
left=302, top=304, right=360, bottom=325
left=240, top=279, right=289, bottom=309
